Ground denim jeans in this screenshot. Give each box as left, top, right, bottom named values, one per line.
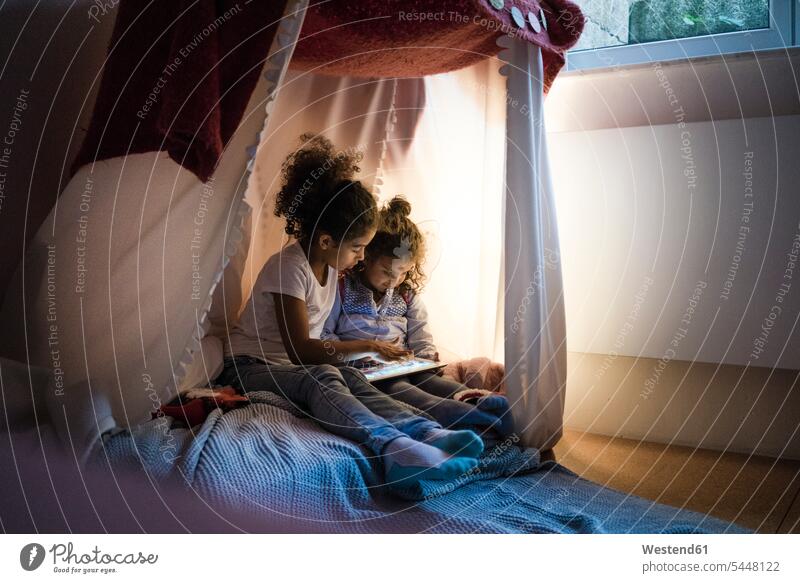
left=375, top=371, right=505, bottom=431
left=214, top=356, right=444, bottom=456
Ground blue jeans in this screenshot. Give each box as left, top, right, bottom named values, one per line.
left=375, top=371, right=507, bottom=431
left=214, top=356, right=444, bottom=456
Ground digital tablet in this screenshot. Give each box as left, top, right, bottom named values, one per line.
left=344, top=357, right=446, bottom=382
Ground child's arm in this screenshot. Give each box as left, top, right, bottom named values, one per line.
left=320, top=285, right=342, bottom=342
left=405, top=293, right=439, bottom=360
left=273, top=294, right=411, bottom=365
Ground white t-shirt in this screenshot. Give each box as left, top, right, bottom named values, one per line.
left=224, top=241, right=337, bottom=364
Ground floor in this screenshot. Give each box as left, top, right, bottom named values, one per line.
left=552, top=429, right=800, bottom=533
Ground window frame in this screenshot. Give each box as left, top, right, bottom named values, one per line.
left=565, top=0, right=795, bottom=71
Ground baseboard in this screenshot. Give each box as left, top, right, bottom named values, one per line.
left=564, top=352, right=800, bottom=461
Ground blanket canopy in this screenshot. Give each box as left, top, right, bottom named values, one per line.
left=71, top=0, right=582, bottom=183
left=291, top=0, right=581, bottom=84
left=1, top=0, right=583, bottom=461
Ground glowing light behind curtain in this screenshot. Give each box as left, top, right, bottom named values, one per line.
left=379, top=60, right=507, bottom=361
left=222, top=49, right=566, bottom=451
left=500, top=36, right=567, bottom=451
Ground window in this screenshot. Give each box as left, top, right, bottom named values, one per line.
left=565, top=0, right=795, bottom=70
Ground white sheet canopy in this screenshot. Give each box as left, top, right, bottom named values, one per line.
left=0, top=0, right=567, bottom=455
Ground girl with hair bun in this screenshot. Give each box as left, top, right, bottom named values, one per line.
left=216, top=134, right=484, bottom=487
left=322, top=196, right=514, bottom=439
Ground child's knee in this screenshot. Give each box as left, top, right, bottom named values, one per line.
left=306, top=364, right=346, bottom=385
left=336, top=365, right=367, bottom=384
left=309, top=363, right=341, bottom=376
left=214, top=363, right=245, bottom=391
left=418, top=374, right=460, bottom=398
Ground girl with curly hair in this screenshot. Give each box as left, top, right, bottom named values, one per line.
left=322, top=196, right=513, bottom=439
left=216, top=134, right=484, bottom=487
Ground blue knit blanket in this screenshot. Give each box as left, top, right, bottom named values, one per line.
left=93, top=391, right=749, bottom=533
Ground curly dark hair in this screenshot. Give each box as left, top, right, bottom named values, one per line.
left=364, top=196, right=426, bottom=294
left=274, top=133, right=378, bottom=244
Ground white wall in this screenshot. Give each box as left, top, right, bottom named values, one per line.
left=545, top=52, right=800, bottom=459
left=549, top=115, right=800, bottom=370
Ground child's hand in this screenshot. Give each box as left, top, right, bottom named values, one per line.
left=430, top=352, right=444, bottom=375
left=370, top=339, right=412, bottom=362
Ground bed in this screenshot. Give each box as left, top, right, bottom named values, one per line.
left=89, top=390, right=749, bottom=534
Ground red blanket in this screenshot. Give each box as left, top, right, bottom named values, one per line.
left=291, top=0, right=584, bottom=90
left=71, top=1, right=288, bottom=183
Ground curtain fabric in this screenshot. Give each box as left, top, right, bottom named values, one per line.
left=378, top=61, right=507, bottom=361
left=500, top=36, right=567, bottom=451
left=0, top=2, right=309, bottom=438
